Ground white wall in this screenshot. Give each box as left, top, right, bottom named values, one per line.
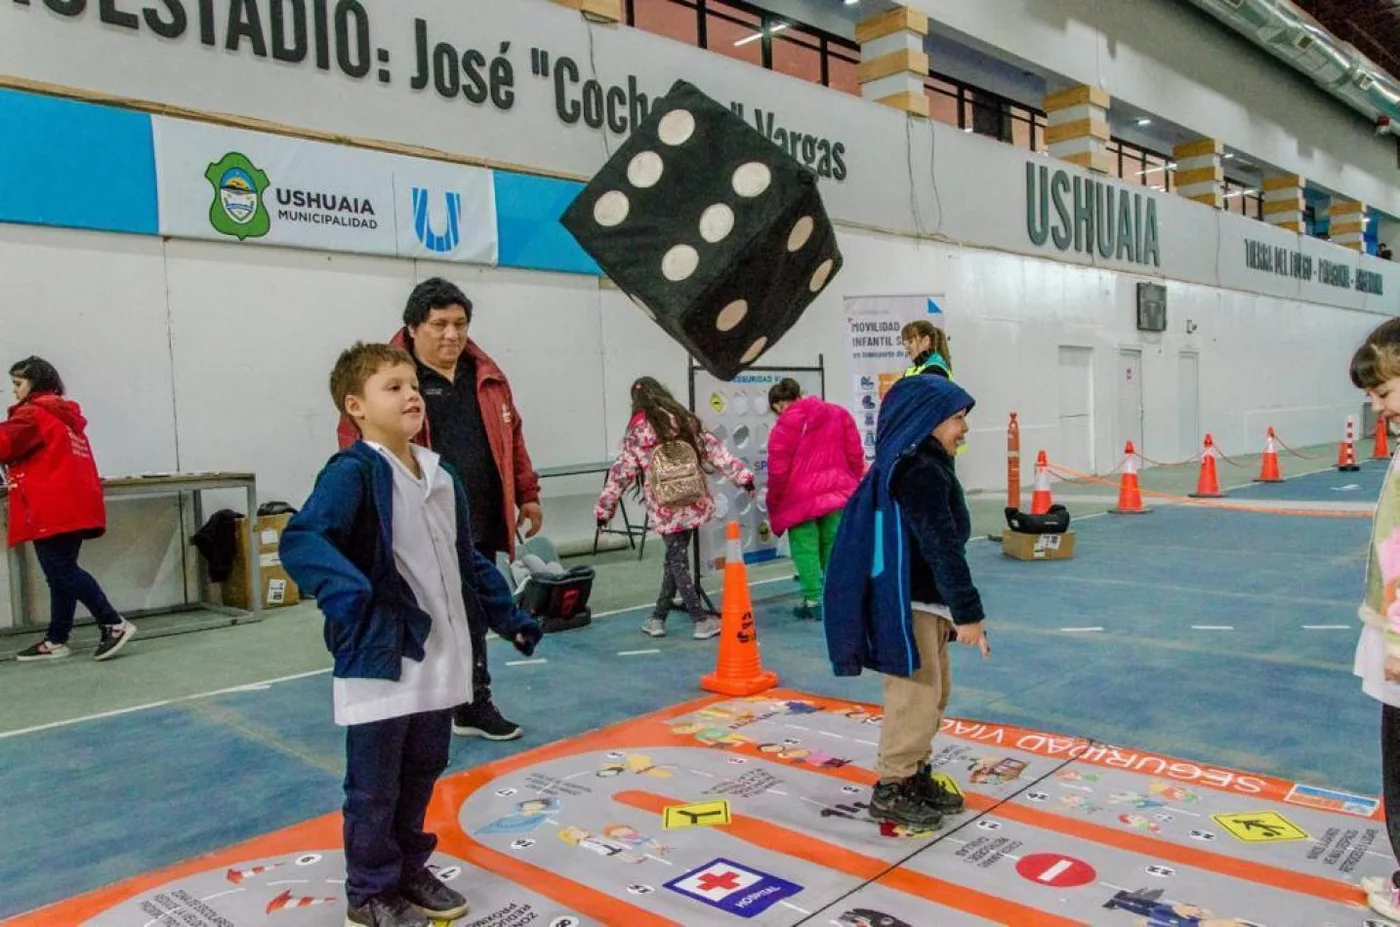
left=904, top=0, right=1400, bottom=217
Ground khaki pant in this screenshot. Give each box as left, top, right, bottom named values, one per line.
left=876, top=610, right=952, bottom=783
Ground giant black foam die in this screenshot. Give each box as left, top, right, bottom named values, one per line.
left=560, top=79, right=843, bottom=381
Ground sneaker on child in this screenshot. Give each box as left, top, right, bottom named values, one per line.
left=345, top=894, right=429, bottom=927
left=910, top=764, right=965, bottom=813
left=869, top=779, right=943, bottom=829
left=93, top=619, right=136, bottom=662
left=15, top=639, right=70, bottom=661
left=452, top=700, right=522, bottom=741
left=641, top=617, right=667, bottom=637
left=692, top=616, right=721, bottom=640
left=398, top=868, right=469, bottom=919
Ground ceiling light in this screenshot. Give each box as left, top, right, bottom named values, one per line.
left=1223, top=152, right=1236, bottom=160
left=845, top=0, right=859, bottom=5
left=1136, top=118, right=1152, bottom=126
left=735, top=21, right=788, bottom=46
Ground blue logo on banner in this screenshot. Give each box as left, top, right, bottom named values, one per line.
left=413, top=187, right=462, bottom=254
left=927, top=297, right=943, bottom=316
left=664, top=858, right=801, bottom=917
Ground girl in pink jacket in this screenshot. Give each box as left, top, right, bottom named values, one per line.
left=765, top=379, right=865, bottom=620
left=597, top=378, right=754, bottom=641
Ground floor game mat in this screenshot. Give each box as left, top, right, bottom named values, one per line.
left=10, top=690, right=1395, bottom=926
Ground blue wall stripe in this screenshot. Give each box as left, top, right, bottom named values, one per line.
left=0, top=89, right=158, bottom=236
left=493, top=172, right=600, bottom=275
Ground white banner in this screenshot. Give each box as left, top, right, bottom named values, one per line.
left=153, top=117, right=496, bottom=264
left=844, top=295, right=946, bottom=458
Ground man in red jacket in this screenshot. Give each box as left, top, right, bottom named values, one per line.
left=337, top=278, right=542, bottom=740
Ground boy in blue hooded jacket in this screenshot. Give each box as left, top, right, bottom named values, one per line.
left=824, top=374, right=990, bottom=829
left=281, top=342, right=542, bottom=927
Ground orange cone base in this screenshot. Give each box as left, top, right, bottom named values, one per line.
left=1253, top=476, right=1284, bottom=483
left=1339, top=464, right=1361, bottom=472
left=1188, top=490, right=1225, bottom=498
left=1110, top=506, right=1153, bottom=515
left=701, top=669, right=779, bottom=696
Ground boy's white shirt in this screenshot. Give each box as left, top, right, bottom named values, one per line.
left=332, top=442, right=475, bottom=727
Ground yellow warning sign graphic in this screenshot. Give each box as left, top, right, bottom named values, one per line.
left=1212, top=810, right=1309, bottom=843
left=710, top=392, right=727, bottom=414
left=662, top=800, right=733, bottom=830
left=931, top=773, right=963, bottom=798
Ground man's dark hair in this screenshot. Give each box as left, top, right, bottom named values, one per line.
left=404, top=277, right=473, bottom=328
left=9, top=356, right=65, bottom=396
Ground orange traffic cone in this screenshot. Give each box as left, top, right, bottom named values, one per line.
left=1375, top=416, right=1392, bottom=461
left=1030, top=450, right=1053, bottom=515
left=1339, top=417, right=1361, bottom=472
left=1256, top=427, right=1283, bottom=482
left=1110, top=442, right=1152, bottom=515
left=701, top=521, right=778, bottom=696
left=1189, top=434, right=1225, bottom=498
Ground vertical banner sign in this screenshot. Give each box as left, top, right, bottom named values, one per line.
left=692, top=367, right=824, bottom=578
left=843, top=295, right=946, bottom=458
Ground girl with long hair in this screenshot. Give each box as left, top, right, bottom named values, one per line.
left=596, top=377, right=754, bottom=640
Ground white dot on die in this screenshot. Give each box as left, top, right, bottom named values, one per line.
left=662, top=245, right=699, bottom=282
left=658, top=109, right=696, bottom=146
left=809, top=257, right=835, bottom=292
left=732, top=162, right=772, bottom=198
left=593, top=191, right=629, bottom=227
left=741, top=337, right=768, bottom=364
left=715, top=300, right=748, bottom=332
left=787, top=216, right=814, bottom=252
left=627, top=151, right=664, bottom=189
left=699, top=204, right=735, bottom=243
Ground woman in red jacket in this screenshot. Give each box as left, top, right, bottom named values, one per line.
left=3, top=358, right=134, bottom=662
left=765, top=379, right=865, bottom=620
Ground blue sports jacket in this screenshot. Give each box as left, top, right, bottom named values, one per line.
left=280, top=441, right=541, bottom=681
left=824, top=375, right=980, bottom=677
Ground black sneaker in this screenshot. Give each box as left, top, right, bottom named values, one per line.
left=452, top=700, right=522, bottom=740
left=345, top=894, right=429, bottom=927
left=93, top=620, right=136, bottom=662
left=910, top=764, right=965, bottom=814
left=15, top=640, right=71, bottom=661
left=399, top=868, right=470, bottom=919
left=869, top=779, right=942, bottom=830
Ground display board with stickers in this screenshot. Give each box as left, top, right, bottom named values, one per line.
left=690, top=364, right=825, bottom=577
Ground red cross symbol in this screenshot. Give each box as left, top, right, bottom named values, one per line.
left=696, top=870, right=743, bottom=893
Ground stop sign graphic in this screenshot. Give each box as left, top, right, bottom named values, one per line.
left=1015, top=853, right=1097, bottom=888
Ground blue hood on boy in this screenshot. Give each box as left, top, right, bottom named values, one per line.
left=823, top=375, right=976, bottom=677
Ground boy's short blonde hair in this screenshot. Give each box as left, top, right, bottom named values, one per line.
left=1351, top=318, right=1400, bottom=390
left=330, top=342, right=415, bottom=420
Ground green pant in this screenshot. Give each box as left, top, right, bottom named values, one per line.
left=788, top=511, right=842, bottom=603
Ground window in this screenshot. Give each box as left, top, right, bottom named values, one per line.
left=1106, top=141, right=1125, bottom=181
left=629, top=0, right=699, bottom=46
left=825, top=46, right=860, bottom=96
left=1143, top=152, right=1167, bottom=190
left=771, top=24, right=822, bottom=84
left=925, top=77, right=959, bottom=128
left=705, top=1, right=763, bottom=67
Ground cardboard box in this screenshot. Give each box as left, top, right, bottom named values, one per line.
left=223, top=513, right=301, bottom=609
left=1001, top=529, right=1076, bottom=561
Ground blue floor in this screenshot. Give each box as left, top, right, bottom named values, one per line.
left=0, top=462, right=1389, bottom=920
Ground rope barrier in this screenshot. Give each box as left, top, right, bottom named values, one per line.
left=1043, top=461, right=1370, bottom=519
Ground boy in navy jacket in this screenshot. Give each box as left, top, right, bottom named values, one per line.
left=824, top=375, right=989, bottom=831
left=281, top=342, right=542, bottom=927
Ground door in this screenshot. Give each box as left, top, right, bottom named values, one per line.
left=1057, top=346, right=1095, bottom=475
left=1117, top=348, right=1144, bottom=457
left=1178, top=352, right=1200, bottom=461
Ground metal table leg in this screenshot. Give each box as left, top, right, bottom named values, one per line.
left=245, top=481, right=262, bottom=620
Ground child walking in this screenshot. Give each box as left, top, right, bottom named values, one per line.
left=281, top=342, right=542, bottom=927
left=1347, top=317, right=1400, bottom=920
left=823, top=374, right=990, bottom=830
left=765, top=378, right=864, bottom=620
left=5, top=357, right=136, bottom=662
left=596, top=377, right=754, bottom=640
